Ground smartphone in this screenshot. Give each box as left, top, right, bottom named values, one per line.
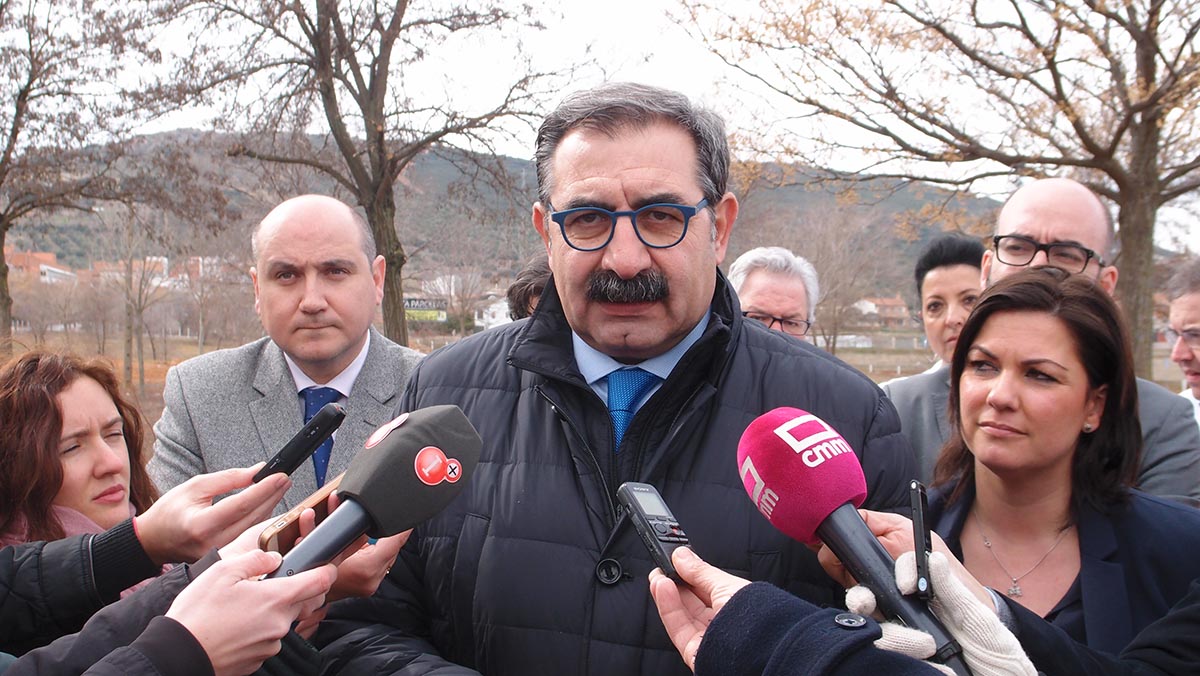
left=616, top=482, right=689, bottom=581
left=910, top=480, right=932, bottom=600
left=252, top=402, right=346, bottom=483
left=258, top=473, right=344, bottom=554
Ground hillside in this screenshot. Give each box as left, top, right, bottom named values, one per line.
left=8, top=129, right=1000, bottom=306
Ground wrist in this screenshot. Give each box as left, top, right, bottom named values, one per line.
left=132, top=514, right=169, bottom=566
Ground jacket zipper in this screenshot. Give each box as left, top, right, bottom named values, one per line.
left=535, top=385, right=619, bottom=525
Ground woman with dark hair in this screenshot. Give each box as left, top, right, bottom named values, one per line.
left=0, top=352, right=158, bottom=544
left=883, top=234, right=986, bottom=482
left=928, top=267, right=1200, bottom=654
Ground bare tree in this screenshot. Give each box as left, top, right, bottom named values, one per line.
left=0, top=1, right=162, bottom=356
left=76, top=273, right=120, bottom=355
left=688, top=0, right=1200, bottom=376
left=158, top=0, right=562, bottom=346
left=738, top=202, right=886, bottom=355
left=424, top=267, right=487, bottom=335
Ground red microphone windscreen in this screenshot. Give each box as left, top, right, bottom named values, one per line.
left=736, top=407, right=868, bottom=545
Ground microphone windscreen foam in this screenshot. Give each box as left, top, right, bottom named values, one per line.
left=338, top=405, right=482, bottom=537
left=736, top=407, right=868, bottom=545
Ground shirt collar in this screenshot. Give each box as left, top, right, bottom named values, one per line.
left=573, top=311, right=710, bottom=386
left=284, top=331, right=371, bottom=397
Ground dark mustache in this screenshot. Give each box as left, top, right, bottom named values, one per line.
left=586, top=269, right=669, bottom=303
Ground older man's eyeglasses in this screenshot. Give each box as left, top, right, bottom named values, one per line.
left=549, top=199, right=708, bottom=252
left=1166, top=327, right=1200, bottom=351
left=742, top=311, right=812, bottom=336
left=992, top=235, right=1107, bottom=274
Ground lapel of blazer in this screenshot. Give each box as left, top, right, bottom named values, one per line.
left=1077, top=504, right=1132, bottom=650
left=326, top=329, right=401, bottom=484
left=249, top=341, right=310, bottom=510
left=932, top=365, right=951, bottom=444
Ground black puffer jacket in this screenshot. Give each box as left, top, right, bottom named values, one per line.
left=319, top=275, right=915, bottom=675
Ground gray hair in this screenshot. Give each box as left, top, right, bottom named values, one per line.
left=251, top=198, right=377, bottom=263
left=534, top=82, right=729, bottom=211
left=728, top=246, right=820, bottom=323
left=1167, top=256, right=1200, bottom=301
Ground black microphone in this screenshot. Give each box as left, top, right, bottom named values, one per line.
left=737, top=407, right=971, bottom=675
left=267, top=405, right=482, bottom=579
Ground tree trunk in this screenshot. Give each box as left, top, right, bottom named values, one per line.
left=1116, top=193, right=1156, bottom=380
left=0, top=223, right=12, bottom=358
left=136, top=315, right=146, bottom=397
left=1121, top=11, right=1162, bottom=381
left=366, top=193, right=409, bottom=346
left=123, top=266, right=134, bottom=389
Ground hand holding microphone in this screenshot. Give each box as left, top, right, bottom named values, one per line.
left=845, top=551, right=1036, bottom=676
left=736, top=408, right=971, bottom=676
left=266, top=405, right=482, bottom=579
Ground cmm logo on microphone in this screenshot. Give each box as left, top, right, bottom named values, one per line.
left=774, top=414, right=853, bottom=468
left=739, top=456, right=779, bottom=519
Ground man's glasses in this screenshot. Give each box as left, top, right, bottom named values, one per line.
left=742, top=311, right=812, bottom=337
left=992, top=235, right=1107, bottom=274
left=1166, top=327, right=1200, bottom=351
left=549, top=199, right=708, bottom=252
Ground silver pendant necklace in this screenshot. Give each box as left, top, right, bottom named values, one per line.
left=977, top=515, right=1073, bottom=597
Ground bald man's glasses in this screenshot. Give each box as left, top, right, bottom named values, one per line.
left=992, top=235, right=1107, bottom=274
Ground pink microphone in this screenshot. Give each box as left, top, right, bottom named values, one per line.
left=737, top=407, right=971, bottom=675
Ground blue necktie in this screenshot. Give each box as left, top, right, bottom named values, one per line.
left=302, top=386, right=341, bottom=487
left=607, top=368, right=660, bottom=453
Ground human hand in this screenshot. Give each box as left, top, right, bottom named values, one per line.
left=648, top=547, right=751, bottom=671
left=817, top=509, right=991, bottom=608
left=136, top=464, right=289, bottom=565
left=165, top=549, right=335, bottom=676
left=847, top=552, right=1036, bottom=676
left=326, top=532, right=408, bottom=602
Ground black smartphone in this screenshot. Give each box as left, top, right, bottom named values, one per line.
left=910, top=479, right=932, bottom=600
left=616, top=482, right=689, bottom=581
left=252, top=402, right=346, bottom=483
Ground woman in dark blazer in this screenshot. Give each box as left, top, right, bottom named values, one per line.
left=928, top=267, right=1200, bottom=654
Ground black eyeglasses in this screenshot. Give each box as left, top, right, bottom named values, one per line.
left=549, top=199, right=708, bottom=252
left=992, top=235, right=1107, bottom=274
left=742, top=311, right=812, bottom=336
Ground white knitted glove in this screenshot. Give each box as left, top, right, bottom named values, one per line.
left=845, top=551, right=1037, bottom=676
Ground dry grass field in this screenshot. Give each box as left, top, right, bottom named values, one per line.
left=9, top=325, right=1187, bottom=454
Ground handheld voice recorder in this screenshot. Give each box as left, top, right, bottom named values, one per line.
left=617, top=482, right=689, bottom=581
left=252, top=402, right=346, bottom=483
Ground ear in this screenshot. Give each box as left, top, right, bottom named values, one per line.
left=1083, top=383, right=1108, bottom=432
left=980, top=250, right=994, bottom=288
left=712, top=192, right=739, bottom=265
left=371, top=255, right=386, bottom=304
left=250, top=267, right=261, bottom=316
left=1098, top=264, right=1119, bottom=296
left=533, top=202, right=551, bottom=253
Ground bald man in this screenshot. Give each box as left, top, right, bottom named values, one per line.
left=149, top=195, right=424, bottom=511
left=890, top=178, right=1200, bottom=503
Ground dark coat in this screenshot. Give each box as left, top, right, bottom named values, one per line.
left=1013, top=577, right=1200, bottom=676
left=930, top=483, right=1200, bottom=654
left=7, top=556, right=213, bottom=676
left=696, top=582, right=942, bottom=676
left=1, top=519, right=159, bottom=655
left=318, top=274, right=916, bottom=675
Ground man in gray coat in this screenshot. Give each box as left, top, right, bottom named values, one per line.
left=886, top=178, right=1200, bottom=504
left=149, top=195, right=424, bottom=512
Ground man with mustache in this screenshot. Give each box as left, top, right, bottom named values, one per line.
left=318, top=83, right=916, bottom=675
